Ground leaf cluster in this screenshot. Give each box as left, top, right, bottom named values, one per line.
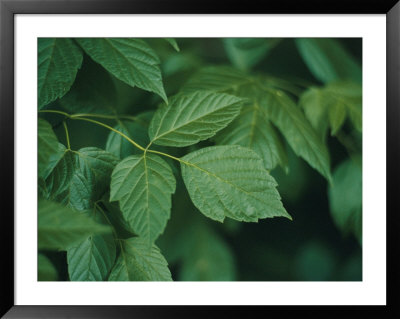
left=37, top=37, right=362, bottom=281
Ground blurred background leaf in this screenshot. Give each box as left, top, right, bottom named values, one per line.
left=328, top=158, right=362, bottom=244
left=223, top=38, right=282, bottom=71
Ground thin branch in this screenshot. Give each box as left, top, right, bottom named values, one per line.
left=71, top=116, right=146, bottom=152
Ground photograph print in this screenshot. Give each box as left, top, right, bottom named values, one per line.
left=37, top=38, right=362, bottom=282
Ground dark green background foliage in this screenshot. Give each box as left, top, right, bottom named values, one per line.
left=38, top=38, right=362, bottom=281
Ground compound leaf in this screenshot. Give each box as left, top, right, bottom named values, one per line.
left=38, top=199, right=111, bottom=251
left=76, top=38, right=167, bottom=103
left=181, top=145, right=291, bottom=222
left=108, top=237, right=172, bottom=281
left=38, top=38, right=83, bottom=109
left=148, top=91, right=244, bottom=147
left=110, top=154, right=176, bottom=246
left=38, top=118, right=59, bottom=178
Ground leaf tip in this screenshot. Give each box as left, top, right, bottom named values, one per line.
left=162, top=93, right=169, bottom=105
left=326, top=171, right=334, bottom=186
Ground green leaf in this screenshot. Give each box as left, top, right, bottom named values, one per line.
left=45, top=146, right=118, bottom=210
left=38, top=199, right=111, bottom=250
left=162, top=52, right=202, bottom=77
left=106, top=112, right=153, bottom=159
left=148, top=91, right=244, bottom=147
left=67, top=206, right=116, bottom=281
left=261, top=89, right=332, bottom=182
left=67, top=235, right=116, bottom=281
left=179, top=223, right=236, bottom=281
left=40, top=143, right=66, bottom=180
left=295, top=241, right=337, bottom=281
left=329, top=101, right=347, bottom=135
left=182, top=66, right=251, bottom=93
left=328, top=159, right=362, bottom=244
left=45, top=147, right=92, bottom=210
left=183, top=65, right=300, bottom=97
left=327, top=81, right=362, bottom=132
left=223, top=38, right=281, bottom=71
left=298, top=87, right=330, bottom=138
left=299, top=81, right=362, bottom=137
left=38, top=254, right=58, bottom=281
left=100, top=199, right=136, bottom=239
left=295, top=38, right=361, bottom=84
left=181, top=145, right=291, bottom=222
left=215, top=103, right=287, bottom=171
left=110, top=154, right=176, bottom=246
left=108, top=237, right=172, bottom=281
left=76, top=38, right=167, bottom=103
left=38, top=118, right=59, bottom=178
left=164, top=38, right=180, bottom=52
left=59, top=56, right=117, bottom=114
left=75, top=147, right=119, bottom=194
left=38, top=176, right=49, bottom=199
left=38, top=38, right=83, bottom=109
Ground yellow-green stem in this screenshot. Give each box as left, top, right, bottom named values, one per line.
left=38, top=109, right=186, bottom=165
left=72, top=116, right=146, bottom=152
left=39, top=109, right=71, bottom=117
left=146, top=149, right=185, bottom=164
left=62, top=120, right=71, bottom=150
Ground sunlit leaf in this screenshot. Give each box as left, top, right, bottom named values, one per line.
left=148, top=91, right=245, bottom=147
left=181, top=145, right=291, bottom=222
left=110, top=154, right=176, bottom=245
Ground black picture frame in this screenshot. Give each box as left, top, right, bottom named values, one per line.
left=1, top=0, right=399, bottom=317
